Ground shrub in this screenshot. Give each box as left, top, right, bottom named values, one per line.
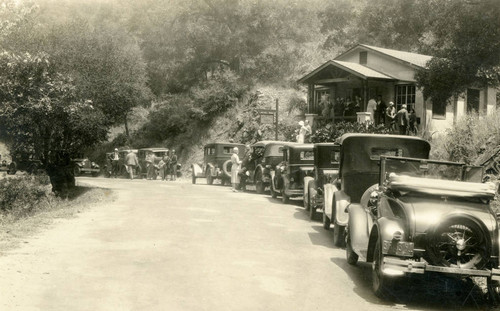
left=0, top=175, right=52, bottom=217
left=311, top=121, right=391, bottom=143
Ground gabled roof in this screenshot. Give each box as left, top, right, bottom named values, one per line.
left=339, top=44, right=433, bottom=68
left=297, top=60, right=394, bottom=84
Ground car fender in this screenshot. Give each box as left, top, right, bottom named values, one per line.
left=303, top=177, right=314, bottom=205
left=333, top=190, right=350, bottom=226
left=377, top=217, right=406, bottom=242
left=191, top=163, right=204, bottom=178
left=347, top=203, right=370, bottom=260
left=323, top=184, right=337, bottom=218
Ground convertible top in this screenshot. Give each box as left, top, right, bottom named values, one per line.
left=388, top=173, right=497, bottom=199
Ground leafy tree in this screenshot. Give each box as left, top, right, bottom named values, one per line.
left=0, top=52, right=107, bottom=167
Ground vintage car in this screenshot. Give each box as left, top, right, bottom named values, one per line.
left=323, top=134, right=430, bottom=247
left=240, top=141, right=286, bottom=193
left=137, top=148, right=169, bottom=178
left=303, top=143, right=341, bottom=220
left=191, top=142, right=245, bottom=185
left=271, top=144, right=314, bottom=203
left=0, top=159, right=17, bottom=175
left=7, top=153, right=43, bottom=175
left=72, top=156, right=100, bottom=177
left=345, top=155, right=500, bottom=302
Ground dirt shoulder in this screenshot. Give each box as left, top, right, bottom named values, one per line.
left=0, top=182, right=115, bottom=255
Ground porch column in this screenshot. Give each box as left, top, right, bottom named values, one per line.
left=362, top=79, right=368, bottom=111
left=307, top=83, right=314, bottom=113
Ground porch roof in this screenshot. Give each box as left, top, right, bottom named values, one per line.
left=297, top=60, right=394, bottom=84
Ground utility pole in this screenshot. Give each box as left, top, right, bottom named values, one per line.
left=275, top=99, right=279, bottom=140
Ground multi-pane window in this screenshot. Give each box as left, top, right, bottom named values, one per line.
left=395, top=85, right=416, bottom=111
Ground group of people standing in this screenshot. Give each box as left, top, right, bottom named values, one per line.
left=366, top=96, right=417, bottom=135
left=145, top=150, right=178, bottom=181
left=296, top=120, right=312, bottom=143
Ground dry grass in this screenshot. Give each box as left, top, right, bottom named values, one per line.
left=0, top=185, right=115, bottom=253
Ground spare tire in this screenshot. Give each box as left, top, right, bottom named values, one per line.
left=222, top=160, right=233, bottom=178
left=426, top=217, right=489, bottom=270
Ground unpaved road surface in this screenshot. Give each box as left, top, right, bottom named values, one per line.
left=0, top=177, right=491, bottom=310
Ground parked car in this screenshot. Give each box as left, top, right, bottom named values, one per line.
left=241, top=141, right=286, bottom=193
left=345, top=155, right=500, bottom=302
left=138, top=148, right=169, bottom=179
left=8, top=153, right=43, bottom=175
left=72, top=156, right=100, bottom=177
left=191, top=142, right=245, bottom=185
left=271, top=144, right=314, bottom=203
left=303, top=143, right=340, bottom=220
left=323, top=134, right=431, bottom=247
left=0, top=159, right=17, bottom=175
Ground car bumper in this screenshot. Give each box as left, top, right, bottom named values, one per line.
left=383, top=256, right=500, bottom=279
left=285, top=189, right=303, bottom=197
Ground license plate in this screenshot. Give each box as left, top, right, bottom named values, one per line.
left=383, top=241, right=414, bottom=257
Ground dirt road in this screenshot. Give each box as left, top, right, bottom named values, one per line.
left=0, top=177, right=490, bottom=310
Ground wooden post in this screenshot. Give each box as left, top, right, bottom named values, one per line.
left=275, top=99, right=279, bottom=140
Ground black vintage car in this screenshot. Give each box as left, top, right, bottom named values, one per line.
left=241, top=141, right=286, bottom=193
left=72, top=156, right=100, bottom=177
left=303, top=143, right=340, bottom=220
left=346, top=155, right=500, bottom=302
left=191, top=142, right=245, bottom=185
left=271, top=144, right=314, bottom=203
left=323, top=134, right=431, bottom=247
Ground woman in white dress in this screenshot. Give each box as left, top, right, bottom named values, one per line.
left=297, top=121, right=307, bottom=143
left=231, top=147, right=242, bottom=192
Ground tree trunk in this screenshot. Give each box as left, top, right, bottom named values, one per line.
left=124, top=113, right=130, bottom=137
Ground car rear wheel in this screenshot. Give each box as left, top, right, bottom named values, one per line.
left=191, top=172, right=196, bottom=184
left=322, top=206, right=330, bottom=230
left=346, top=231, right=358, bottom=265
left=308, top=193, right=317, bottom=220
left=372, top=236, right=393, bottom=298
left=333, top=224, right=346, bottom=247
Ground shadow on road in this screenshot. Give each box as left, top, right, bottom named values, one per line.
left=330, top=257, right=489, bottom=310
left=307, top=225, right=336, bottom=249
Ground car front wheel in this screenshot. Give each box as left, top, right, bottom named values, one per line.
left=322, top=207, right=330, bottom=230
left=206, top=169, right=214, bottom=185
left=346, top=231, right=358, bottom=265
left=281, top=188, right=289, bottom=204
left=333, top=224, right=346, bottom=247
left=372, top=237, right=393, bottom=298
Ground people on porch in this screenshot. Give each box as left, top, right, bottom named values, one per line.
left=375, top=95, right=386, bottom=126
left=396, top=104, right=409, bottom=135
left=408, top=108, right=417, bottom=135
left=385, top=102, right=396, bottom=132
left=297, top=121, right=307, bottom=143
left=366, top=97, right=377, bottom=123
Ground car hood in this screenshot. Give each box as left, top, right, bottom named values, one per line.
left=397, top=195, right=497, bottom=234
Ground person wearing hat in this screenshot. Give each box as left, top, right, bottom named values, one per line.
left=395, top=104, right=409, bottom=135
left=125, top=149, right=139, bottom=180
left=385, top=102, right=396, bottom=132
left=111, top=148, right=120, bottom=178
left=230, top=147, right=242, bottom=192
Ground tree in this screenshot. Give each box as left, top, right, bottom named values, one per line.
left=0, top=51, right=107, bottom=169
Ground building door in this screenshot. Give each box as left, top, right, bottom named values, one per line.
left=467, top=89, right=480, bottom=112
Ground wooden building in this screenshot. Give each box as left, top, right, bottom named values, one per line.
left=298, top=44, right=497, bottom=133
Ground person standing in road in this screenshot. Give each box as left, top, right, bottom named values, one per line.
left=125, top=150, right=138, bottom=180
left=169, top=149, right=178, bottom=181
left=146, top=151, right=155, bottom=180
left=158, top=156, right=166, bottom=181
left=239, top=145, right=252, bottom=191
left=230, top=147, right=241, bottom=192
left=395, top=104, right=409, bottom=135
left=111, top=148, right=120, bottom=178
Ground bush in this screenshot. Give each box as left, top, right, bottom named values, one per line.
left=311, top=121, right=391, bottom=143
left=0, top=175, right=52, bottom=217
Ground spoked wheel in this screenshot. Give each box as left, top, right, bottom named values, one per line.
left=426, top=218, right=489, bottom=270
left=206, top=169, right=214, bottom=185
left=346, top=230, right=358, bottom=265
left=333, top=224, right=346, bottom=247
left=372, top=237, right=393, bottom=298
